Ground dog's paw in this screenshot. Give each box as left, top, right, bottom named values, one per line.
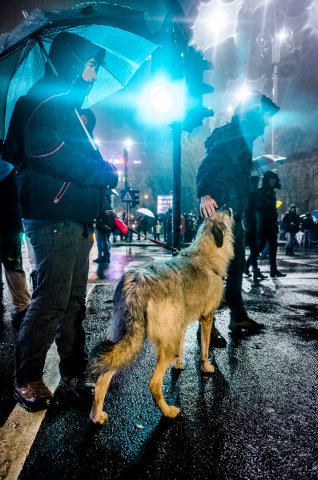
left=90, top=411, right=108, bottom=425
left=163, top=405, right=181, bottom=418
left=201, top=362, right=215, bottom=374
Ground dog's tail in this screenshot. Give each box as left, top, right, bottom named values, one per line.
left=89, top=274, right=147, bottom=378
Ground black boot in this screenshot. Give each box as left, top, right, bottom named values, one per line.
left=253, top=268, right=267, bottom=282
left=270, top=269, right=286, bottom=278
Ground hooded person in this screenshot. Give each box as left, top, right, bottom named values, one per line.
left=254, top=170, right=286, bottom=279
left=196, top=90, right=279, bottom=338
left=3, top=32, right=118, bottom=413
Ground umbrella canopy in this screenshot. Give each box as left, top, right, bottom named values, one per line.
left=137, top=208, right=155, bottom=218
left=0, top=2, right=158, bottom=139
left=251, top=154, right=286, bottom=176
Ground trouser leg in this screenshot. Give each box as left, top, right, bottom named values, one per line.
left=225, top=218, right=246, bottom=318
left=56, top=228, right=93, bottom=377
left=15, top=222, right=92, bottom=384
left=269, top=233, right=278, bottom=271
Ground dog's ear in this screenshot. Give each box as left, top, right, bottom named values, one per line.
left=211, top=224, right=224, bottom=247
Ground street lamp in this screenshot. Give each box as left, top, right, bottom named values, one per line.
left=256, top=27, right=294, bottom=155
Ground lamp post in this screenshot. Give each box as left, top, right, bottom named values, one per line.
left=257, top=27, right=294, bottom=155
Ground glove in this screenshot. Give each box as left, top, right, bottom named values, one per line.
left=96, top=210, right=128, bottom=234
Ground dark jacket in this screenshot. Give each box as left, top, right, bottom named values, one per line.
left=196, top=118, right=254, bottom=216
left=255, top=173, right=280, bottom=235
left=282, top=210, right=300, bottom=234
left=3, top=33, right=118, bottom=227
left=196, top=92, right=279, bottom=217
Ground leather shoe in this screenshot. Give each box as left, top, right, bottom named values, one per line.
left=229, top=316, right=264, bottom=334
left=59, top=375, right=94, bottom=399
left=270, top=269, right=286, bottom=278
left=252, top=268, right=267, bottom=282
left=14, top=379, right=52, bottom=412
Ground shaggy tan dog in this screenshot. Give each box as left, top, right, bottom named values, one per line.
left=89, top=211, right=234, bottom=425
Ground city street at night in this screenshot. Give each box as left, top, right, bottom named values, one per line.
left=1, top=242, right=317, bottom=479
left=1, top=1, right=318, bottom=479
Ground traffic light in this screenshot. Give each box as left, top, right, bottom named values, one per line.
left=183, top=46, right=214, bottom=132
left=132, top=189, right=140, bottom=207
left=151, top=44, right=184, bottom=81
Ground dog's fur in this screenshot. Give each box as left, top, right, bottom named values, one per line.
left=89, top=211, right=234, bottom=425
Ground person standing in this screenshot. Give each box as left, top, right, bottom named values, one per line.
left=197, top=91, right=279, bottom=336
left=255, top=171, right=286, bottom=278
left=3, top=32, right=118, bottom=412
left=0, top=159, right=30, bottom=326
left=244, top=176, right=265, bottom=281
left=300, top=212, right=315, bottom=251
left=283, top=205, right=300, bottom=256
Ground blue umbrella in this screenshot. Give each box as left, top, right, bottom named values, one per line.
left=0, top=2, right=158, bottom=139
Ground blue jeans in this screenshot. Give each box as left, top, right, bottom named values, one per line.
left=15, top=221, right=93, bottom=384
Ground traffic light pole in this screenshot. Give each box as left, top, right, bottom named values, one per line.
left=172, top=123, right=182, bottom=252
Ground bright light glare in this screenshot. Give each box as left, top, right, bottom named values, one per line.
left=151, top=86, right=173, bottom=113
left=212, top=9, right=227, bottom=35
left=192, top=0, right=242, bottom=50
left=124, top=138, right=133, bottom=148
left=277, top=28, right=292, bottom=42
left=137, top=76, right=186, bottom=125
left=236, top=86, right=252, bottom=102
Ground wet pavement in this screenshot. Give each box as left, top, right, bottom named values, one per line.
left=0, top=242, right=318, bottom=479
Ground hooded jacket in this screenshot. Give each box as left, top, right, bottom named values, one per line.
left=3, top=32, right=118, bottom=226
left=196, top=92, right=279, bottom=217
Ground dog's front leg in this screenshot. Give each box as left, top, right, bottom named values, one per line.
left=200, top=313, right=215, bottom=374
left=90, top=370, right=115, bottom=425
left=172, top=328, right=186, bottom=370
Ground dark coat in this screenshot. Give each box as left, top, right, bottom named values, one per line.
left=4, top=85, right=117, bottom=226
left=256, top=185, right=279, bottom=235
left=196, top=117, right=255, bottom=217
left=3, top=33, right=117, bottom=226
left=282, top=210, right=300, bottom=234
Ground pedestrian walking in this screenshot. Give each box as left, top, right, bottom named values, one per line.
left=3, top=32, right=118, bottom=412
left=197, top=90, right=279, bottom=339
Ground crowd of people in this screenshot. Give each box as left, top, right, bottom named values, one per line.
left=0, top=32, right=317, bottom=415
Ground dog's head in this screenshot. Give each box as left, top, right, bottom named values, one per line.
left=202, top=210, right=234, bottom=248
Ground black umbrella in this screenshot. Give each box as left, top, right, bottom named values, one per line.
left=0, top=2, right=158, bottom=140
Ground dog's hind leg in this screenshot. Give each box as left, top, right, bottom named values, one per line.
left=199, top=313, right=215, bottom=374
left=149, top=349, right=181, bottom=418
left=90, top=370, right=115, bottom=425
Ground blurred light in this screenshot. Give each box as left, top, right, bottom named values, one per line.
left=236, top=85, right=252, bottom=102
left=276, top=200, right=283, bottom=208
left=137, top=75, right=186, bottom=125
left=133, top=160, right=142, bottom=164
left=277, top=28, right=293, bottom=42
left=143, top=194, right=149, bottom=199
left=111, top=158, right=124, bottom=165
left=227, top=105, right=234, bottom=113
left=94, top=138, right=101, bottom=146
left=124, top=138, right=133, bottom=149
left=191, top=0, right=242, bottom=50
